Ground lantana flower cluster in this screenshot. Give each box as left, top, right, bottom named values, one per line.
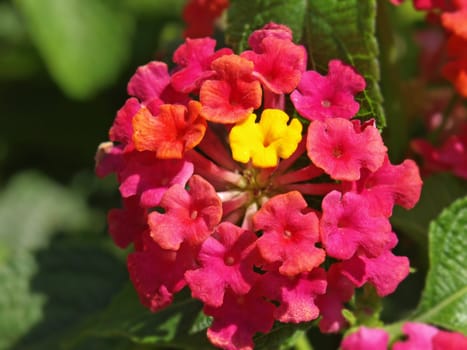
left=96, top=23, right=423, bottom=350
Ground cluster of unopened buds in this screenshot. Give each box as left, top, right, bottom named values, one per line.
left=96, top=23, right=423, bottom=350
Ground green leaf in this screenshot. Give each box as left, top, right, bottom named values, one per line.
left=0, top=171, right=94, bottom=252
left=70, top=283, right=321, bottom=350
left=0, top=171, right=125, bottom=350
left=254, top=322, right=311, bottom=350
left=391, top=173, right=467, bottom=246
left=0, top=250, right=44, bottom=350
left=67, top=284, right=215, bottom=350
left=12, top=237, right=127, bottom=350
left=13, top=0, right=134, bottom=99
left=304, top=0, right=385, bottom=127
left=226, top=0, right=307, bottom=52
left=412, top=195, right=467, bottom=333
left=123, top=0, right=185, bottom=18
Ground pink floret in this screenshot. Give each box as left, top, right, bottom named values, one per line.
left=291, top=59, right=365, bottom=121
left=241, top=36, right=307, bottom=94
left=127, top=61, right=170, bottom=112
left=200, top=55, right=262, bottom=124
left=118, top=151, right=194, bottom=208
left=315, top=264, right=355, bottom=333
left=344, top=156, right=423, bottom=217
left=433, top=329, right=467, bottom=350
left=95, top=142, right=124, bottom=178
left=307, top=118, right=387, bottom=181
left=341, top=327, right=389, bottom=350
left=148, top=175, right=222, bottom=250
left=127, top=61, right=189, bottom=114
left=340, top=248, right=410, bottom=296
left=253, top=191, right=325, bottom=276
left=393, top=322, right=439, bottom=350
left=109, top=98, right=142, bottom=151
left=185, top=222, right=259, bottom=307
left=107, top=196, right=147, bottom=248
left=259, top=268, right=327, bottom=323
left=320, top=191, right=393, bottom=260
left=127, top=231, right=197, bottom=312
left=172, top=37, right=233, bottom=93
left=247, top=23, right=293, bottom=52
left=204, top=288, right=275, bottom=350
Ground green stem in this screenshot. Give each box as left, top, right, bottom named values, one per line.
left=383, top=320, right=404, bottom=344
left=294, top=332, right=314, bottom=350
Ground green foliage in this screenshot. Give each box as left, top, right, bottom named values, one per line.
left=13, top=0, right=134, bottom=99
left=0, top=172, right=126, bottom=350
left=67, top=284, right=215, bottom=350
left=0, top=171, right=93, bottom=251
left=412, top=196, right=467, bottom=333
left=13, top=237, right=128, bottom=350
left=0, top=251, right=44, bottom=350
left=254, top=323, right=311, bottom=350
left=70, top=284, right=319, bottom=350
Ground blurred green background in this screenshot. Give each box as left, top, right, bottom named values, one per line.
left=0, top=0, right=187, bottom=348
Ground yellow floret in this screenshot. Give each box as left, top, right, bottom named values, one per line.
left=229, top=109, right=303, bottom=168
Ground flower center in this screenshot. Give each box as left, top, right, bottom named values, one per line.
left=190, top=210, right=199, bottom=220
left=321, top=99, right=331, bottom=108
left=333, top=146, right=343, bottom=158
left=225, top=256, right=235, bottom=266
left=241, top=168, right=275, bottom=205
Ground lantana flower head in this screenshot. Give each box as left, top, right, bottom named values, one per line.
left=96, top=22, right=423, bottom=350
